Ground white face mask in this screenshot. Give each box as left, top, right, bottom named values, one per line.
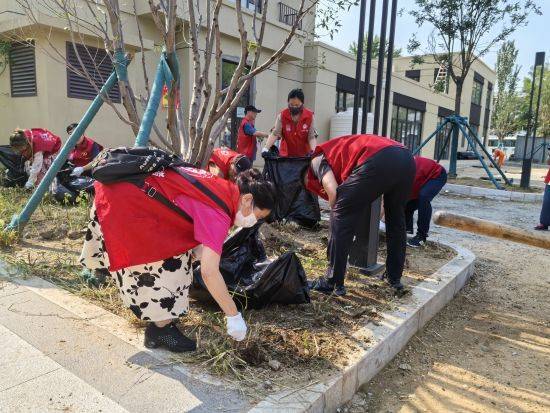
left=234, top=210, right=258, bottom=228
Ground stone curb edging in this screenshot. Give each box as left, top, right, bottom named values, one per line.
left=248, top=240, right=476, bottom=413
left=444, top=183, right=543, bottom=203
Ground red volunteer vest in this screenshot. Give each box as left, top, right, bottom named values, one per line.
left=69, top=136, right=103, bottom=167
left=545, top=167, right=550, bottom=185
left=410, top=156, right=444, bottom=200
left=94, top=167, right=240, bottom=271
left=24, top=129, right=61, bottom=157
left=209, top=147, right=239, bottom=178
left=306, top=134, right=403, bottom=200
left=280, top=108, right=314, bottom=157
left=237, top=118, right=256, bottom=159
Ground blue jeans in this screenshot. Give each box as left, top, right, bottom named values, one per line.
left=540, top=184, right=550, bottom=226
left=406, top=169, right=447, bottom=239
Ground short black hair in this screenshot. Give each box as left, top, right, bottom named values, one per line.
left=287, top=88, right=304, bottom=103
left=67, top=123, right=78, bottom=134
left=236, top=169, right=277, bottom=211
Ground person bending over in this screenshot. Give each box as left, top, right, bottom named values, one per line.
left=66, top=123, right=104, bottom=177
left=208, top=147, right=252, bottom=182
left=406, top=156, right=447, bottom=247
left=80, top=167, right=276, bottom=352
left=9, top=128, right=61, bottom=190
left=303, top=134, right=415, bottom=297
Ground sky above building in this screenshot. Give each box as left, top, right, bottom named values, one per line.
left=320, top=0, right=549, bottom=81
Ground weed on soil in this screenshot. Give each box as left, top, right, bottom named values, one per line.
left=0, top=187, right=455, bottom=400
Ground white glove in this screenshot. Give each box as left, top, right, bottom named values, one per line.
left=71, top=167, right=84, bottom=177
left=24, top=181, right=34, bottom=190
left=261, top=147, right=269, bottom=154
left=226, top=312, right=247, bottom=341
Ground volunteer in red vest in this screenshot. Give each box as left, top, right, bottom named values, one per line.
left=208, top=147, right=252, bottom=181
left=263, top=88, right=317, bottom=157
left=236, top=105, right=269, bottom=161
left=9, top=128, right=62, bottom=190
left=534, top=151, right=550, bottom=231
left=405, top=156, right=447, bottom=248
left=302, top=134, right=415, bottom=296
left=80, top=167, right=276, bottom=352
left=66, top=123, right=104, bottom=177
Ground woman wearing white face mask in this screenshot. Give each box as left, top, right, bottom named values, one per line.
left=80, top=168, right=275, bottom=353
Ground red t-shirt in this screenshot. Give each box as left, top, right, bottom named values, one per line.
left=410, top=156, right=444, bottom=199
left=544, top=167, right=550, bottom=184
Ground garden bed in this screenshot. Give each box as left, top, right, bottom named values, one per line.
left=0, top=186, right=455, bottom=402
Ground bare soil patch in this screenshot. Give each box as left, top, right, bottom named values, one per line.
left=0, top=187, right=455, bottom=402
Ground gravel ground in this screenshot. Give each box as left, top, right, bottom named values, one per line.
left=345, top=194, right=550, bottom=413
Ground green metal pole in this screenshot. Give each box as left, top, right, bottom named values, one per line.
left=7, top=69, right=120, bottom=232
left=412, top=119, right=449, bottom=156
left=134, top=55, right=174, bottom=147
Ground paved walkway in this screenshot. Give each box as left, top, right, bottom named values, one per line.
left=0, top=276, right=249, bottom=413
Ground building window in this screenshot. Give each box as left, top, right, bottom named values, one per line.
left=471, top=79, right=483, bottom=106
left=279, top=3, right=301, bottom=29
left=335, top=90, right=357, bottom=113
left=434, top=116, right=452, bottom=160
left=227, top=0, right=262, bottom=13
left=485, top=85, right=492, bottom=108
left=66, top=42, right=120, bottom=102
left=9, top=41, right=37, bottom=97
left=405, top=70, right=420, bottom=82
left=390, top=104, right=424, bottom=152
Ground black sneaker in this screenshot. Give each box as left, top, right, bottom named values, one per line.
left=407, top=235, right=426, bottom=248
left=392, top=285, right=411, bottom=298
left=534, top=224, right=548, bottom=231
left=144, top=322, right=196, bottom=352
left=334, top=285, right=347, bottom=296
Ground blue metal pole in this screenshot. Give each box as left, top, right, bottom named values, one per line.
left=134, top=56, right=172, bottom=147
left=7, top=69, right=120, bottom=231
left=412, top=118, right=449, bottom=156
left=456, top=122, right=503, bottom=190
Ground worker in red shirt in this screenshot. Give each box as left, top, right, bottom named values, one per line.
left=208, top=147, right=252, bottom=182
left=263, top=89, right=317, bottom=157
left=9, top=128, right=61, bottom=189
left=236, top=105, right=269, bottom=162
left=66, top=123, right=104, bottom=176
left=405, top=156, right=447, bottom=247
left=80, top=167, right=276, bottom=352
left=534, top=149, right=550, bottom=231
left=302, top=134, right=415, bottom=296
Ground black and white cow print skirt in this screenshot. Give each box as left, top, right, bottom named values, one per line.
left=80, top=206, right=193, bottom=322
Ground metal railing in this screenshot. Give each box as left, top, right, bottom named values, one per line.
left=278, top=3, right=301, bottom=29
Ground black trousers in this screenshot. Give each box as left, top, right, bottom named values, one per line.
left=326, top=146, right=415, bottom=287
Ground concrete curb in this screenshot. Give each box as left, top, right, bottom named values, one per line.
left=248, top=241, right=476, bottom=413
left=444, top=183, right=543, bottom=203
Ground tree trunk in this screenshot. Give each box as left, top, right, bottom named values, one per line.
left=454, top=80, right=463, bottom=116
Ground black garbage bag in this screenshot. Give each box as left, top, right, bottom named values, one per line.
left=53, top=162, right=95, bottom=204
left=193, top=224, right=310, bottom=309
left=0, top=145, right=27, bottom=187
left=262, top=149, right=320, bottom=228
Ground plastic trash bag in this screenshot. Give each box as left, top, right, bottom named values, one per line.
left=193, top=224, right=310, bottom=309
left=0, top=145, right=27, bottom=187
left=262, top=149, right=320, bottom=229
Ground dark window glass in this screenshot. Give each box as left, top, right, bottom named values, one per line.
left=390, top=104, right=423, bottom=152
left=471, top=80, right=483, bottom=105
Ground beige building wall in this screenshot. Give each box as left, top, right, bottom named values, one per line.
left=0, top=1, right=495, bottom=162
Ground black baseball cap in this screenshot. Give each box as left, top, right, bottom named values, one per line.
left=245, top=105, right=261, bottom=113
left=235, top=155, right=252, bottom=173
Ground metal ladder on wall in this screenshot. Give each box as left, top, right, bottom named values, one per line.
left=433, top=63, right=449, bottom=93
